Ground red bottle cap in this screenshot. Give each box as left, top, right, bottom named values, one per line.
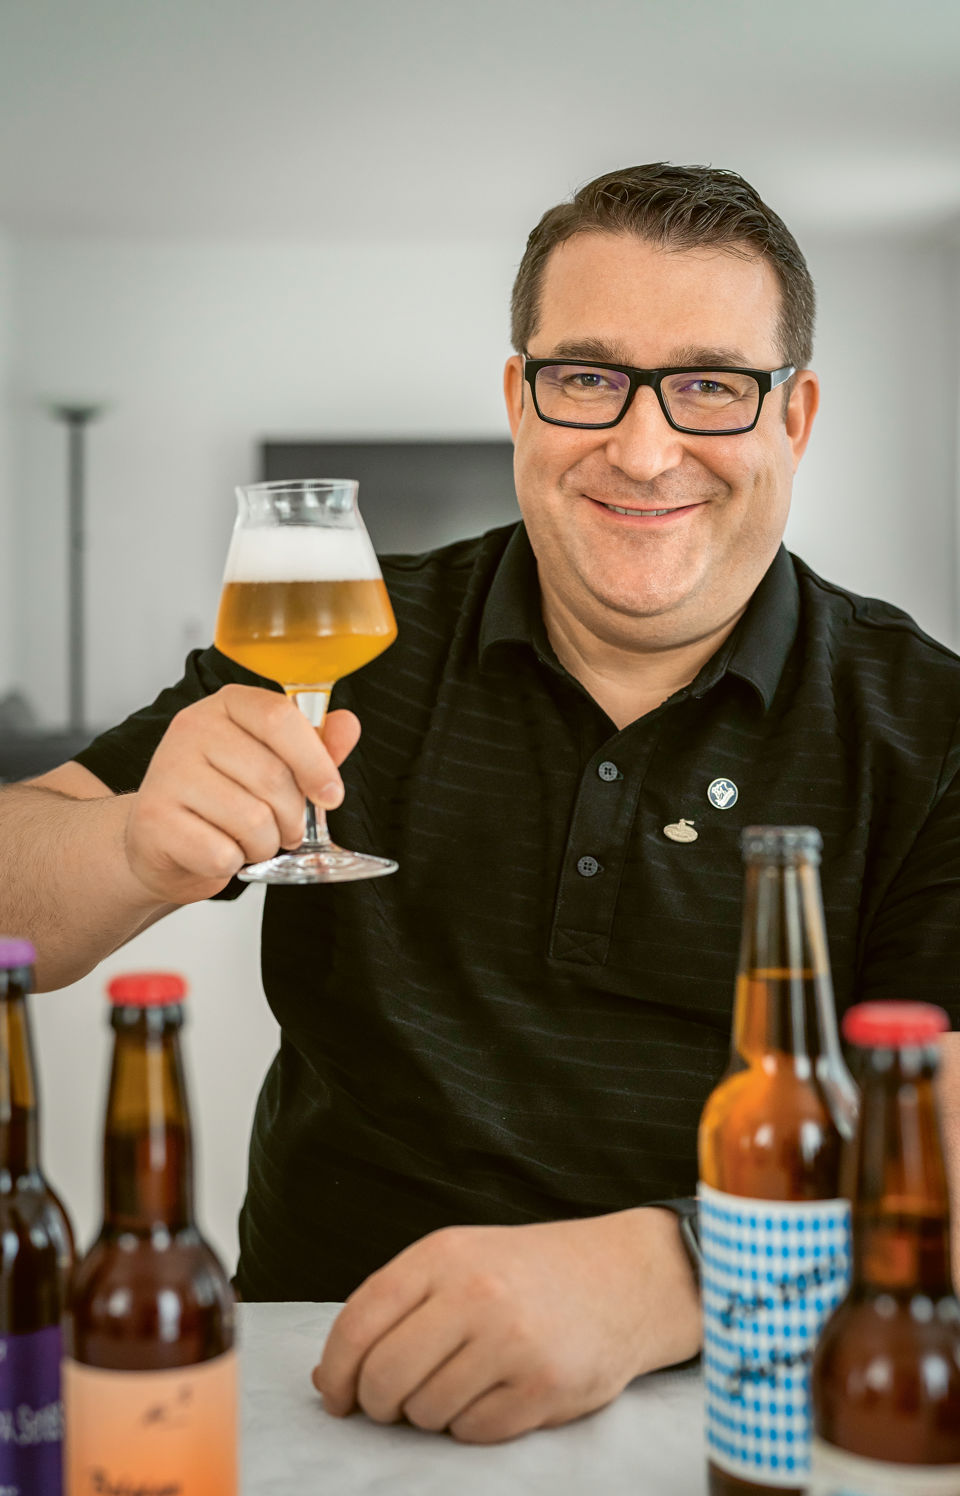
left=107, top=972, right=187, bottom=1007
left=843, top=1001, right=949, bottom=1048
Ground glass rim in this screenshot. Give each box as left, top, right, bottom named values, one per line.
left=236, top=478, right=359, bottom=495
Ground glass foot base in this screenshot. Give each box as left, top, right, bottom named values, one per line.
left=237, top=844, right=398, bottom=885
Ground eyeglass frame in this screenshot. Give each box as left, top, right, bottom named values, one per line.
left=522, top=355, right=797, bottom=435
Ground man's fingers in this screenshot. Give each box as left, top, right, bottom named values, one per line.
left=132, top=806, right=247, bottom=889
left=216, top=685, right=345, bottom=807
left=449, top=1371, right=616, bottom=1444
left=447, top=1379, right=555, bottom=1445
left=322, top=709, right=361, bottom=768
left=399, top=1339, right=501, bottom=1434
left=178, top=771, right=289, bottom=866
left=313, top=1264, right=430, bottom=1416
left=200, top=732, right=306, bottom=848
left=351, top=1297, right=467, bottom=1425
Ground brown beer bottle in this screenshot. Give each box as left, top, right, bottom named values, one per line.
left=63, top=972, right=238, bottom=1494
left=698, top=827, right=858, bottom=1496
left=810, top=1001, right=960, bottom=1494
left=0, top=936, right=75, bottom=1495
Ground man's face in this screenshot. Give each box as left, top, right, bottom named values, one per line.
left=504, top=231, right=819, bottom=650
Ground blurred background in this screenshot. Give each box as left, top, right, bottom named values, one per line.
left=1, top=0, right=959, bottom=1271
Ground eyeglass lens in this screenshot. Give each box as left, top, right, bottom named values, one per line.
left=534, top=365, right=762, bottom=431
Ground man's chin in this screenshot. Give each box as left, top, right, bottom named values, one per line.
left=581, top=570, right=694, bottom=623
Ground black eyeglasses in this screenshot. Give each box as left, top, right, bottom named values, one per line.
left=523, top=356, right=795, bottom=435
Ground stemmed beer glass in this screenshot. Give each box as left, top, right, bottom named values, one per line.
left=214, top=479, right=398, bottom=883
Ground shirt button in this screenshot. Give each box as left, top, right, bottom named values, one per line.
left=577, top=855, right=601, bottom=877
left=598, top=761, right=619, bottom=782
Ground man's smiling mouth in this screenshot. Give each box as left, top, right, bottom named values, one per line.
left=593, top=499, right=699, bottom=517
left=602, top=503, right=671, bottom=516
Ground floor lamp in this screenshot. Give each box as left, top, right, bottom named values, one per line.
left=50, top=404, right=105, bottom=732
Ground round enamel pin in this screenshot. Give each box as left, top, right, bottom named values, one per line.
left=707, top=778, right=738, bottom=810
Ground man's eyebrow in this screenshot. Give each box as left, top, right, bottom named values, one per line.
left=667, top=344, right=754, bottom=368
left=538, top=339, right=756, bottom=368
left=543, top=338, right=633, bottom=362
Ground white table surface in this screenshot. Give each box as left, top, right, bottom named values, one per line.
left=240, top=1302, right=707, bottom=1495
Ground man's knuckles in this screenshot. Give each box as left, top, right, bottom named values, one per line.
left=401, top=1390, right=449, bottom=1433
left=356, top=1361, right=405, bottom=1424
left=218, top=681, right=275, bottom=714
left=253, top=691, right=299, bottom=736
left=241, top=796, right=281, bottom=843
left=449, top=1397, right=537, bottom=1445
left=253, top=754, right=297, bottom=800
left=419, top=1227, right=513, bottom=1294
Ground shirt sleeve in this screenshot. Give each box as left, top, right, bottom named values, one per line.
left=855, top=729, right=960, bottom=1029
left=72, top=645, right=283, bottom=901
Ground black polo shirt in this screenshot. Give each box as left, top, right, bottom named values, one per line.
left=75, top=522, right=960, bottom=1301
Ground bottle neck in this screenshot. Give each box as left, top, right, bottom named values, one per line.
left=103, top=1007, right=195, bottom=1232
left=732, top=854, right=857, bottom=1132
left=851, top=1045, right=954, bottom=1296
left=735, top=859, right=840, bottom=1056
left=0, top=980, right=40, bottom=1181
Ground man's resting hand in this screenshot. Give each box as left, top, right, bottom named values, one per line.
left=125, top=685, right=360, bottom=904
left=312, top=1207, right=702, bottom=1444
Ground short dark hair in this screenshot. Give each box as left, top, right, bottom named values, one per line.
left=510, top=163, right=815, bottom=371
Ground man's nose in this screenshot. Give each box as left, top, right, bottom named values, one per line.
left=601, top=384, right=686, bottom=481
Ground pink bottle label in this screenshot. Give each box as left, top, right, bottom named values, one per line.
left=63, top=1349, right=238, bottom=1496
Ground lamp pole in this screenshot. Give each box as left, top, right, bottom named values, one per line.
left=50, top=404, right=104, bottom=732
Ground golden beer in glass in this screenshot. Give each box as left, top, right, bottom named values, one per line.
left=214, top=479, right=397, bottom=883
left=216, top=577, right=396, bottom=686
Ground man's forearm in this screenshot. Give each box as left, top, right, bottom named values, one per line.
left=0, top=783, right=172, bottom=990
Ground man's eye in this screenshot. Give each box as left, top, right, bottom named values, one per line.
left=686, top=379, right=730, bottom=397
left=668, top=373, right=754, bottom=403
left=558, top=371, right=617, bottom=393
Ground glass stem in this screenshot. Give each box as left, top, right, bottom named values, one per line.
left=303, top=799, right=331, bottom=850
left=290, top=687, right=333, bottom=852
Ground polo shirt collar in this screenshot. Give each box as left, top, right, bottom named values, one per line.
left=478, top=523, right=799, bottom=712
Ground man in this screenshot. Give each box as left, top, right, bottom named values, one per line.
left=2, top=164, right=959, bottom=1443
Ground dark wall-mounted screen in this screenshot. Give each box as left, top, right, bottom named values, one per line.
left=261, top=440, right=518, bottom=556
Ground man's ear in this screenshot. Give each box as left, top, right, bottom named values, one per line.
left=785, top=369, right=819, bottom=470
left=503, top=355, right=525, bottom=440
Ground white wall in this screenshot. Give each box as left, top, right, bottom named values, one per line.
left=0, top=233, right=13, bottom=694
left=7, top=227, right=960, bottom=1273
left=788, top=235, right=958, bottom=646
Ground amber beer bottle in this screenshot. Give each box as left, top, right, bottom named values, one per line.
left=698, top=827, right=858, bottom=1496
left=810, top=1001, right=960, bottom=1495
left=0, top=936, right=75, bottom=1495
left=64, top=972, right=238, bottom=1494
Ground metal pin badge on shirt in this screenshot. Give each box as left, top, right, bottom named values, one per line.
left=664, top=818, right=698, bottom=844
left=707, top=778, right=738, bottom=810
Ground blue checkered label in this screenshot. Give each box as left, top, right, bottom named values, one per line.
left=700, top=1182, right=851, bottom=1488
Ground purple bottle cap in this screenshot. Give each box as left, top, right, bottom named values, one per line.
left=0, top=937, right=36, bottom=970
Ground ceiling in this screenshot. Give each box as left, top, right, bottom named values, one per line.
left=2, top=0, right=959, bottom=241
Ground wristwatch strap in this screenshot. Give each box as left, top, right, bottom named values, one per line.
left=645, top=1196, right=701, bottom=1283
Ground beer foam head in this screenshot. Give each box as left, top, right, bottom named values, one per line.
left=223, top=525, right=380, bottom=582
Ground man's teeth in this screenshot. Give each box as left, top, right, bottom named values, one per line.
left=602, top=502, right=672, bottom=516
